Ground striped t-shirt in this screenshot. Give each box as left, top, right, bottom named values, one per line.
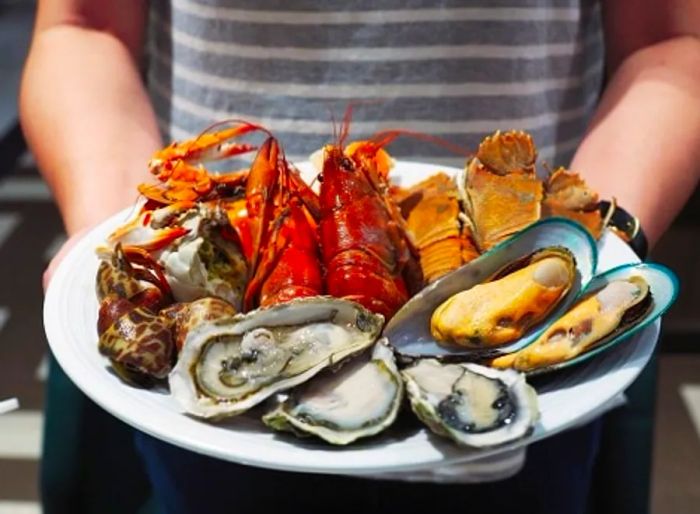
left=146, top=0, right=604, bottom=169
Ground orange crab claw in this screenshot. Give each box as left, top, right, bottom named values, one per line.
left=148, top=122, right=263, bottom=180
left=138, top=182, right=203, bottom=204
left=108, top=201, right=194, bottom=251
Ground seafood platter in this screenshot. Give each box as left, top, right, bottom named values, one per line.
left=44, top=121, right=678, bottom=473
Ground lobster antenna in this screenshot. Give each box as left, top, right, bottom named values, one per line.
left=338, top=104, right=354, bottom=149
left=542, top=161, right=554, bottom=177
left=330, top=109, right=338, bottom=148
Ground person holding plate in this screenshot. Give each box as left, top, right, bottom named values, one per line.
left=20, top=0, right=700, bottom=513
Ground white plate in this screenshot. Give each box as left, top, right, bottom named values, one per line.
left=43, top=161, right=657, bottom=475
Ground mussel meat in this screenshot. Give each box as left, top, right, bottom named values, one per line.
left=491, top=276, right=652, bottom=372
left=431, top=247, right=575, bottom=348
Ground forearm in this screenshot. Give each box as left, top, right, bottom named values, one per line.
left=571, top=36, right=700, bottom=247
left=20, top=19, right=161, bottom=235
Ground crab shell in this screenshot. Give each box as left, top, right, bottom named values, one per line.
left=458, top=131, right=542, bottom=252
left=152, top=205, right=248, bottom=310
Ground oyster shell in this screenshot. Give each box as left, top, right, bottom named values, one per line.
left=402, top=360, right=538, bottom=447
left=431, top=247, right=575, bottom=349
left=262, top=339, right=402, bottom=445
left=169, top=297, right=384, bottom=419
left=490, top=263, right=678, bottom=374
left=385, top=218, right=597, bottom=361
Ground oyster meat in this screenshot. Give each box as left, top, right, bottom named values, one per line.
left=491, top=275, right=653, bottom=373
left=263, top=339, right=402, bottom=445
left=169, top=297, right=384, bottom=419
left=431, top=247, right=575, bottom=349
left=402, top=360, right=538, bottom=447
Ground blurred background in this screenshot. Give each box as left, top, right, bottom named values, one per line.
left=0, top=1, right=698, bottom=513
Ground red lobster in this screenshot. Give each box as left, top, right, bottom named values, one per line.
left=242, top=137, right=323, bottom=310
left=319, top=132, right=423, bottom=320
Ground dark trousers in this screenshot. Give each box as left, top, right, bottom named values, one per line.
left=42, top=351, right=659, bottom=514
left=134, top=418, right=602, bottom=514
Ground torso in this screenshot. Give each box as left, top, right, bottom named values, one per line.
left=146, top=0, right=604, bottom=167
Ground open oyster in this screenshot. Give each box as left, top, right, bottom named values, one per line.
left=491, top=263, right=678, bottom=374
left=431, top=247, right=574, bottom=349
left=385, top=218, right=597, bottom=361
left=169, top=297, right=384, bottom=419
left=263, top=339, right=402, bottom=445
left=402, top=360, right=538, bottom=448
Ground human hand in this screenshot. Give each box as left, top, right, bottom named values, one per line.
left=42, top=227, right=90, bottom=292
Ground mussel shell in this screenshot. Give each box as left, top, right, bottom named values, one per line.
left=384, top=218, right=598, bottom=361
left=520, top=263, right=678, bottom=376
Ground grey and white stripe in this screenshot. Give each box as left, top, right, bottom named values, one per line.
left=147, top=0, right=604, bottom=169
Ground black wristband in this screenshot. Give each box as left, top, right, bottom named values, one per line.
left=599, top=200, right=649, bottom=261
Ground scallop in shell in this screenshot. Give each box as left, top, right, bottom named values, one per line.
left=169, top=297, right=384, bottom=419
left=263, top=339, right=402, bottom=445
left=402, top=360, right=538, bottom=448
